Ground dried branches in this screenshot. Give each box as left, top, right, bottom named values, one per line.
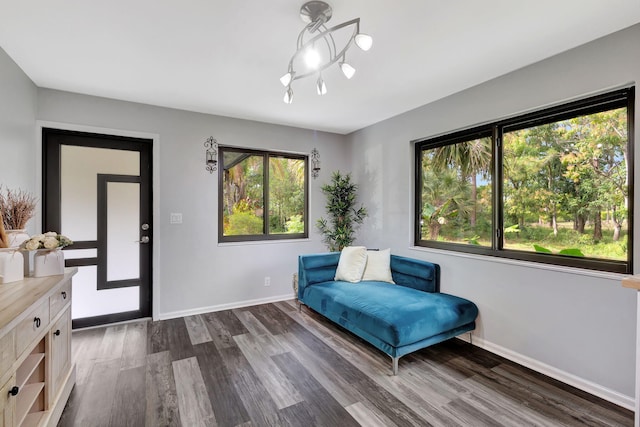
left=0, top=186, right=37, bottom=231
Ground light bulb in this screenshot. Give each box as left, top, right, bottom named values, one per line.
left=283, top=86, right=293, bottom=104
left=339, top=62, right=356, bottom=79
left=304, top=47, right=322, bottom=70
left=316, top=75, right=327, bottom=95
left=355, top=33, right=373, bottom=51
left=280, top=72, right=292, bottom=87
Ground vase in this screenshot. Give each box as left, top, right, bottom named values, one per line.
left=33, top=249, right=65, bottom=277
left=6, top=229, right=29, bottom=248
left=0, top=249, right=24, bottom=283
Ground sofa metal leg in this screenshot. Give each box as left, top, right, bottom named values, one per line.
left=392, top=357, right=399, bottom=375
left=469, top=332, right=473, bottom=346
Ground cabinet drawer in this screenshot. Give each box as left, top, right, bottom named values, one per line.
left=0, top=331, right=15, bottom=378
left=50, top=280, right=71, bottom=321
left=15, top=302, right=50, bottom=357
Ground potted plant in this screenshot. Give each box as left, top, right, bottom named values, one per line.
left=0, top=186, right=37, bottom=247
left=316, top=171, right=367, bottom=251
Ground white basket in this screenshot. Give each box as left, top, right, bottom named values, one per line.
left=33, top=249, right=65, bottom=277
left=0, top=250, right=24, bottom=283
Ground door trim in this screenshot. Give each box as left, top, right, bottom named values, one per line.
left=43, top=128, right=153, bottom=328
left=37, top=120, right=161, bottom=322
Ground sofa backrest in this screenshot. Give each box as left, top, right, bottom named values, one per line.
left=298, top=252, right=440, bottom=298
left=298, top=252, right=340, bottom=298
left=390, top=255, right=440, bottom=293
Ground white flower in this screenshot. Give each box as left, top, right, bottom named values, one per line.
left=43, top=237, right=59, bottom=249
left=44, top=231, right=57, bottom=237
left=437, top=216, right=447, bottom=225
left=25, top=239, right=40, bottom=251
left=33, top=234, right=45, bottom=241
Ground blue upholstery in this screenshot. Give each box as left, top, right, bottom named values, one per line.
left=298, top=252, right=479, bottom=369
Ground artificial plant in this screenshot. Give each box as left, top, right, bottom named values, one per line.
left=316, top=171, right=367, bottom=251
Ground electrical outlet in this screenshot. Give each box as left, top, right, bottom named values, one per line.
left=170, top=213, right=183, bottom=224
left=264, top=276, right=271, bottom=287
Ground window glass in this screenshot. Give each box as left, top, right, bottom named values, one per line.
left=220, top=148, right=308, bottom=242
left=222, top=153, right=264, bottom=236
left=419, top=137, right=492, bottom=246
left=269, top=156, right=306, bottom=234
left=503, top=108, right=628, bottom=262
left=414, top=88, right=633, bottom=273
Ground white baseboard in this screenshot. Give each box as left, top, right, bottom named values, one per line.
left=158, top=294, right=295, bottom=320
left=457, top=335, right=635, bottom=411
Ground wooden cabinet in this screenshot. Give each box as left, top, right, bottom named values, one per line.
left=49, top=308, right=70, bottom=402
left=0, top=376, right=16, bottom=427
left=0, top=269, right=77, bottom=427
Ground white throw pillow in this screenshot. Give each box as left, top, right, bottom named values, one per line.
left=361, top=248, right=395, bottom=283
left=334, top=246, right=368, bottom=283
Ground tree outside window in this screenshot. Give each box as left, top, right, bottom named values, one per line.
left=219, top=147, right=308, bottom=242
left=415, top=88, right=633, bottom=273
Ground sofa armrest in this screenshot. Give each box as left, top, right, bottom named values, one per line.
left=298, top=252, right=341, bottom=299
left=390, top=255, right=440, bottom=293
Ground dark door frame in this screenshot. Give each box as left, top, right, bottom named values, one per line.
left=42, top=127, right=153, bottom=329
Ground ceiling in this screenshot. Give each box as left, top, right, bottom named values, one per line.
left=1, top=1, right=639, bottom=135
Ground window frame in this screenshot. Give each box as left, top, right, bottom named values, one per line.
left=414, top=88, right=635, bottom=274
left=218, top=146, right=309, bottom=243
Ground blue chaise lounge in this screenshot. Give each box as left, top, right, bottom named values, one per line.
left=297, top=252, right=479, bottom=374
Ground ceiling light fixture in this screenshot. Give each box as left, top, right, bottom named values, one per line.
left=280, top=1, right=373, bottom=103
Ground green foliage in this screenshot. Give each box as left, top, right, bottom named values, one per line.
left=533, top=244, right=584, bottom=257
left=533, top=244, right=552, bottom=253
left=223, top=153, right=305, bottom=236
left=285, top=215, right=304, bottom=234
left=423, top=107, right=629, bottom=261
left=316, top=171, right=367, bottom=251
left=226, top=212, right=262, bottom=236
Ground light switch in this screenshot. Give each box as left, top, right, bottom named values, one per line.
left=170, top=213, right=183, bottom=224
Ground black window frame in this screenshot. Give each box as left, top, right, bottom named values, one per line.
left=218, top=146, right=309, bottom=243
left=414, top=87, right=635, bottom=274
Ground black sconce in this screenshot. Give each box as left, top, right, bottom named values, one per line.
left=205, top=136, right=218, bottom=174
left=311, top=148, right=320, bottom=179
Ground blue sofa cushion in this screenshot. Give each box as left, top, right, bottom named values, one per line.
left=302, top=280, right=478, bottom=347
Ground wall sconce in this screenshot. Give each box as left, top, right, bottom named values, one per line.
left=205, top=136, right=218, bottom=174
left=311, top=148, right=321, bottom=179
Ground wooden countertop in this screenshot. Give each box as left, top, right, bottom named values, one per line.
left=622, top=274, right=640, bottom=291
left=0, top=268, right=77, bottom=338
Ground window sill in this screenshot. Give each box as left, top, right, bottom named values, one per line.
left=408, top=245, right=629, bottom=282
left=218, top=238, right=311, bottom=247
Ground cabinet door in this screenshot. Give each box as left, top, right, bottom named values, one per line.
left=0, top=376, right=16, bottom=427
left=50, top=307, right=71, bottom=402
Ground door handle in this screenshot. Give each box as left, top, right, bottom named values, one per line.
left=136, top=236, right=150, bottom=244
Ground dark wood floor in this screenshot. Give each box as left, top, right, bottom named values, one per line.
left=58, top=300, right=633, bottom=426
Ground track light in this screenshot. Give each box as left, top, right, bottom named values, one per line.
left=280, top=1, right=372, bottom=103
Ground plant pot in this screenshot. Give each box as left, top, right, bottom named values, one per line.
left=6, top=229, right=29, bottom=248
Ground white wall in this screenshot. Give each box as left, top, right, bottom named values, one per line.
left=2, top=22, right=638, bottom=408
left=0, top=47, right=38, bottom=234
left=347, top=24, right=640, bottom=405
left=36, top=89, right=351, bottom=318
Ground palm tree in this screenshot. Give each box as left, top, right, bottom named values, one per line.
left=421, top=168, right=470, bottom=240
left=431, top=138, right=491, bottom=226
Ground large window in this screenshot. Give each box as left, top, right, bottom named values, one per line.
left=219, top=147, right=308, bottom=242
left=415, top=88, right=634, bottom=273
